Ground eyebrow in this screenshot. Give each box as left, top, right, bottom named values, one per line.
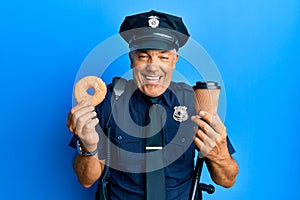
left=160, top=50, right=170, bottom=54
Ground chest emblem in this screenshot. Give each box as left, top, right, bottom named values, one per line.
left=148, top=16, right=160, bottom=28
left=173, top=106, right=188, bottom=122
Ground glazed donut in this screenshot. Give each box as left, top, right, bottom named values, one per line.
left=74, top=76, right=107, bottom=106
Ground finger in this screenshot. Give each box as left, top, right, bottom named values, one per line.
left=67, top=100, right=91, bottom=131
left=199, top=111, right=226, bottom=139
left=74, top=111, right=97, bottom=136
left=67, top=111, right=74, bottom=132
left=194, top=127, right=216, bottom=150
left=191, top=115, right=215, bottom=139
left=81, top=118, right=100, bottom=149
left=70, top=100, right=91, bottom=117
left=198, top=119, right=213, bottom=135
left=191, top=115, right=203, bottom=127
left=198, top=111, right=213, bottom=124
left=199, top=120, right=221, bottom=142
left=193, top=127, right=207, bottom=142
left=71, top=106, right=95, bottom=132
left=193, top=135, right=211, bottom=158
left=66, top=120, right=74, bottom=133
left=82, top=117, right=99, bottom=133
left=193, top=135, right=204, bottom=151
left=210, top=114, right=227, bottom=137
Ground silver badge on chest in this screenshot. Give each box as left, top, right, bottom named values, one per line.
left=173, top=106, right=188, bottom=122
left=148, top=16, right=160, bottom=28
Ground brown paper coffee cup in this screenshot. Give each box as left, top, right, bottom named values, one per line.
left=193, top=81, right=220, bottom=115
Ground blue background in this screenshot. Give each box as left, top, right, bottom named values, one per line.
left=1, top=0, right=299, bottom=199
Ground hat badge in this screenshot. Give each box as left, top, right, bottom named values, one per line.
left=148, top=16, right=160, bottom=28
left=173, top=106, right=188, bottom=122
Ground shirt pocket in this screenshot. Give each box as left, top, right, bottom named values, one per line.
left=164, top=125, right=195, bottom=169
left=164, top=127, right=195, bottom=186
left=164, top=128, right=190, bottom=165
left=109, top=126, right=145, bottom=173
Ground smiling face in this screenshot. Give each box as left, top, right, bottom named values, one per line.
left=130, top=49, right=179, bottom=97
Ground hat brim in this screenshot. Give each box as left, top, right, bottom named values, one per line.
left=130, top=39, right=178, bottom=51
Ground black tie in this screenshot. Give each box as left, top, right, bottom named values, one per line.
left=146, top=98, right=166, bottom=200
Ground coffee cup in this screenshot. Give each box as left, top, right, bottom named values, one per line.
left=193, top=81, right=220, bottom=115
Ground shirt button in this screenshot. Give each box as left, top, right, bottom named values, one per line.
left=181, top=137, right=186, bottom=143
left=117, top=135, right=123, bottom=140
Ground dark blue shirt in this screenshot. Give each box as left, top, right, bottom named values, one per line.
left=70, top=79, right=235, bottom=200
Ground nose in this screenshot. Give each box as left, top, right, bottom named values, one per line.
left=147, top=56, right=159, bottom=71
left=146, top=63, right=159, bottom=72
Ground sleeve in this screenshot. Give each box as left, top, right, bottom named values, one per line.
left=226, top=136, right=236, bottom=155
left=68, top=135, right=78, bottom=150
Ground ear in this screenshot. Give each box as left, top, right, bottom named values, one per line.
left=172, top=53, right=179, bottom=69
left=175, top=53, right=179, bottom=62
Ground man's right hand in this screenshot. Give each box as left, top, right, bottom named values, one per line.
left=66, top=100, right=99, bottom=152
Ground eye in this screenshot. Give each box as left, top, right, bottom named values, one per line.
left=160, top=55, right=169, bottom=60
left=137, top=54, right=149, bottom=60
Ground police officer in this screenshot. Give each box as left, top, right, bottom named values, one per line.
left=67, top=10, right=238, bottom=200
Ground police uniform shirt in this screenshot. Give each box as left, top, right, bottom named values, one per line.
left=70, top=79, right=235, bottom=200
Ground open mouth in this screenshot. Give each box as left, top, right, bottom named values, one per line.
left=144, top=75, right=162, bottom=84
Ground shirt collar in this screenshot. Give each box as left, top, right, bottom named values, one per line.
left=160, top=88, right=173, bottom=107
left=130, top=82, right=173, bottom=108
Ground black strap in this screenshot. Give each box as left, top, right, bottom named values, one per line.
left=112, top=77, right=126, bottom=100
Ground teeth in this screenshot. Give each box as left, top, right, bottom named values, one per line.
left=145, top=76, right=159, bottom=81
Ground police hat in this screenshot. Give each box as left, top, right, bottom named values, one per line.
left=119, top=10, right=190, bottom=51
